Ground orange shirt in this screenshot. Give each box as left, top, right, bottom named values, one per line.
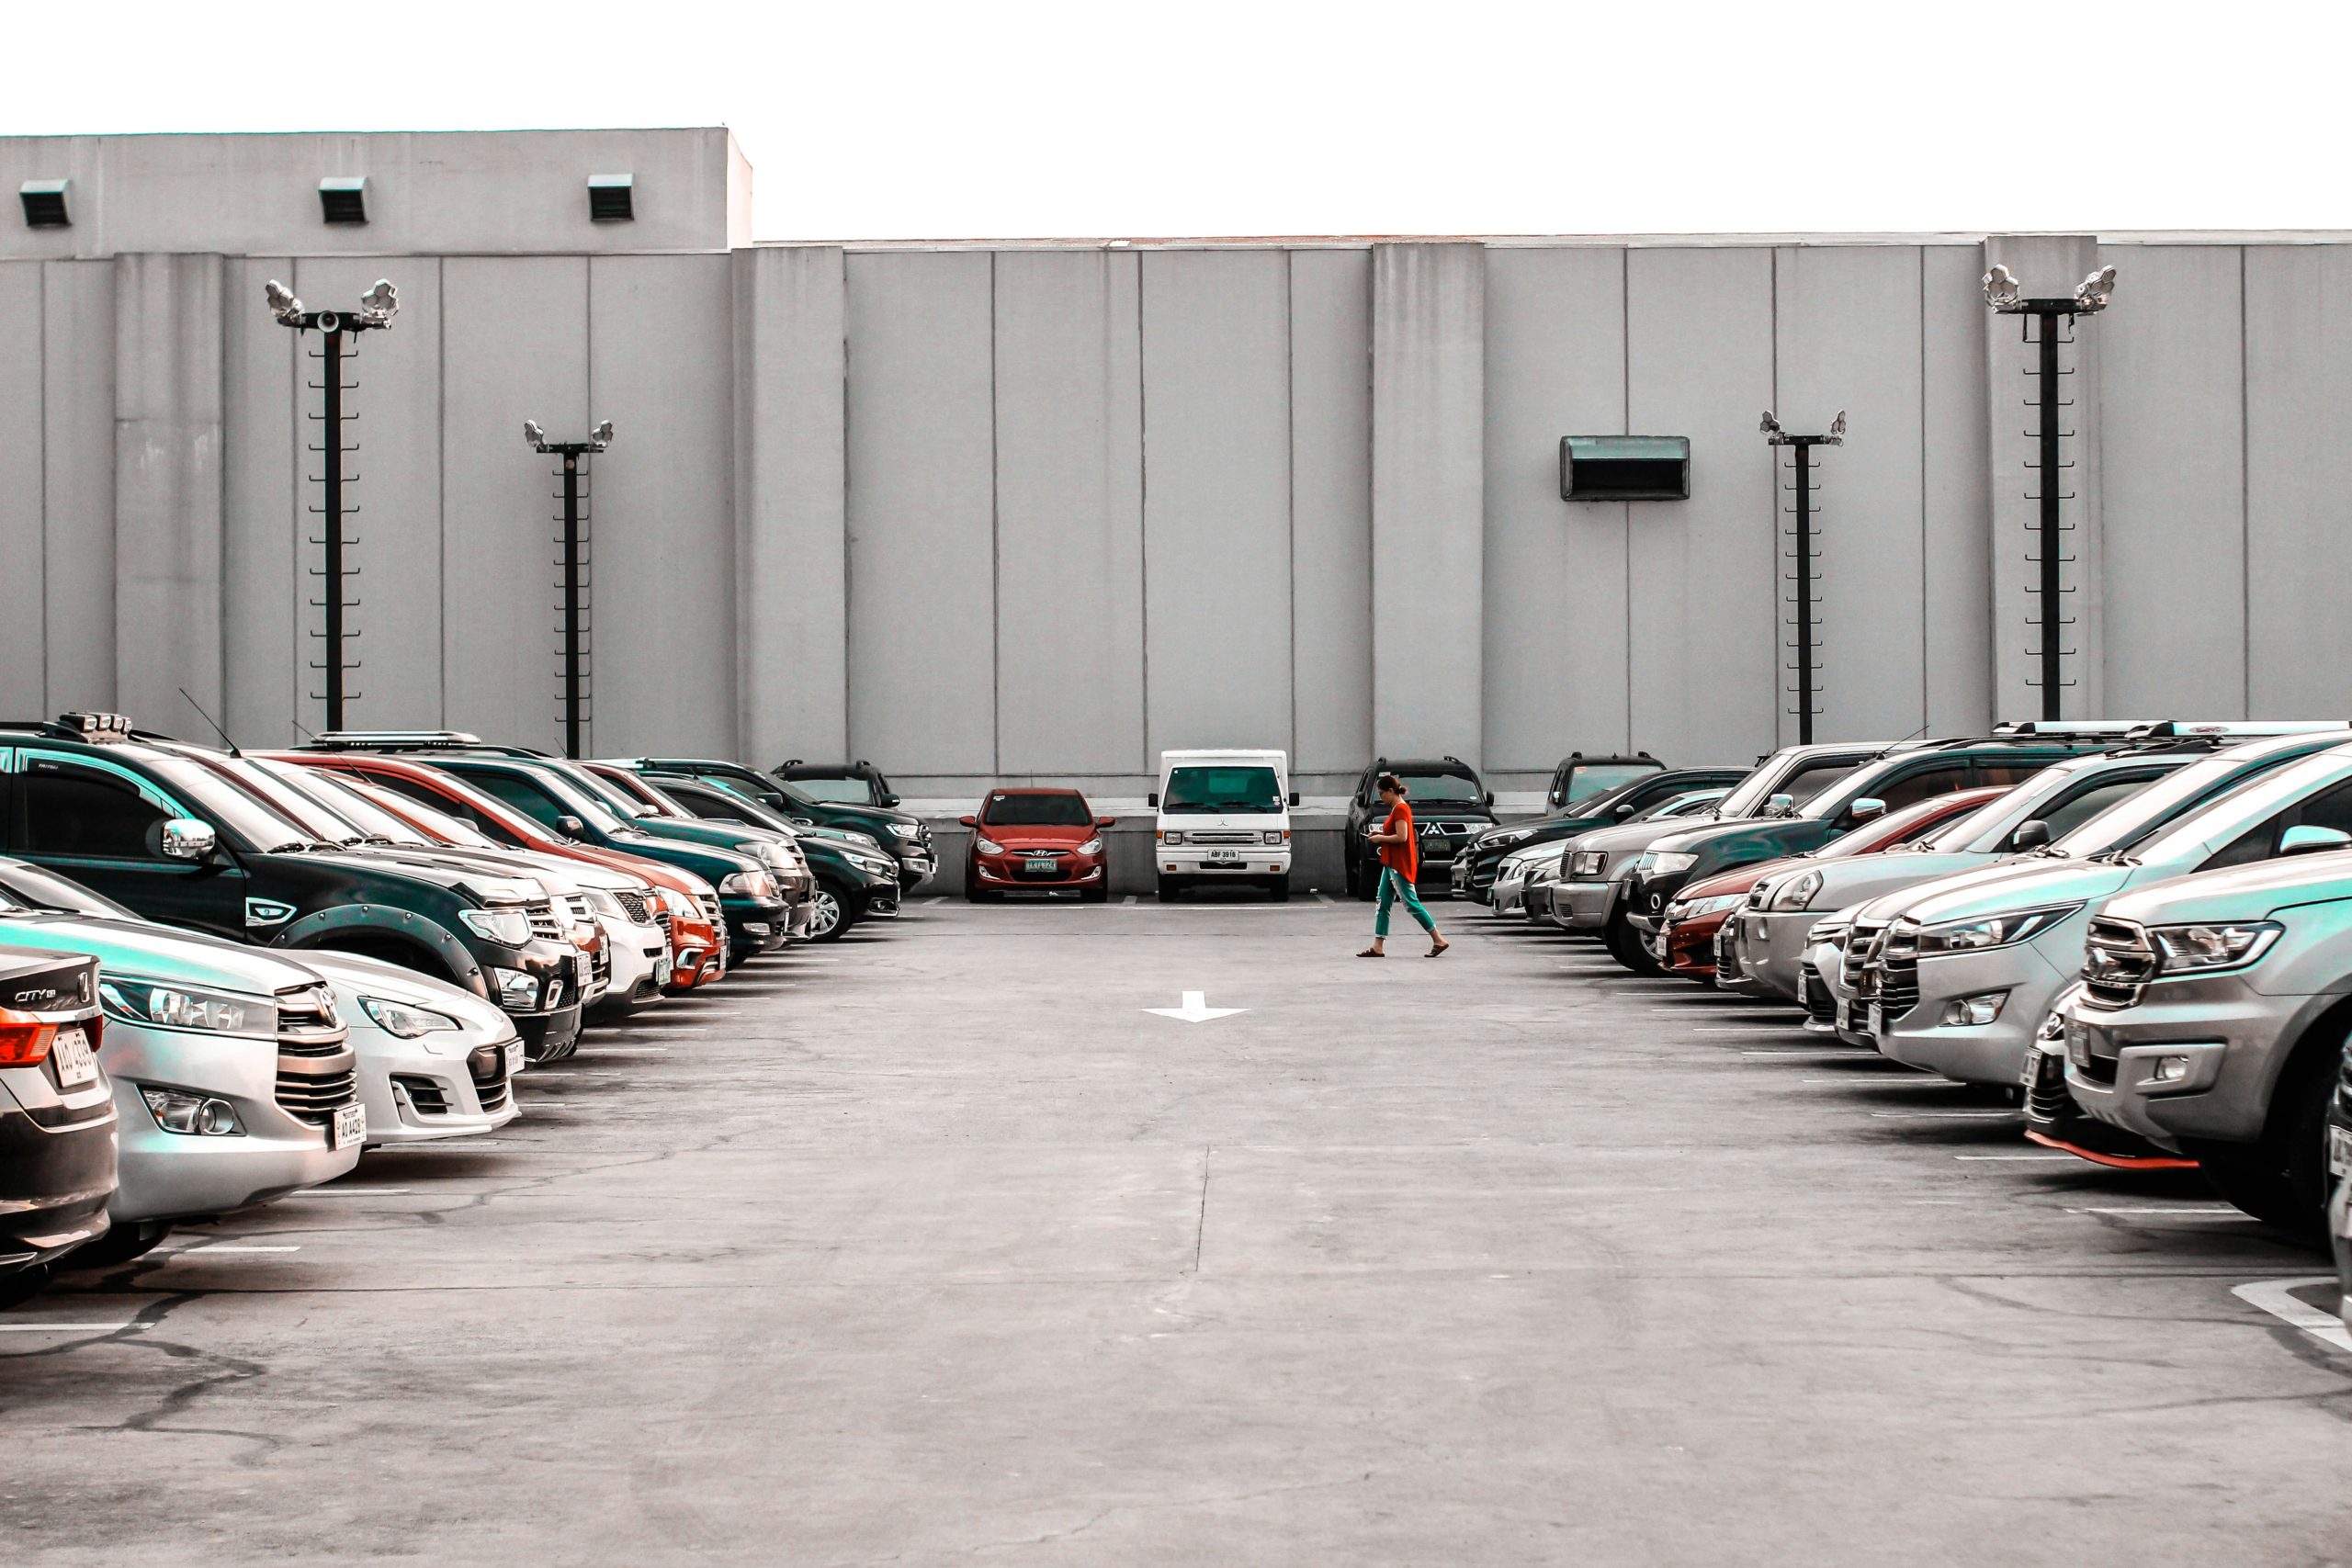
left=1380, top=802, right=1418, bottom=880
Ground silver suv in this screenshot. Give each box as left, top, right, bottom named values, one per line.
left=2050, top=839, right=2352, bottom=1228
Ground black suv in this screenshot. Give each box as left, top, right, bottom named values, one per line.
left=621, top=758, right=935, bottom=893
left=776, top=760, right=898, bottom=809
left=1451, top=764, right=1748, bottom=903
left=0, top=716, right=587, bottom=1058
left=1342, top=757, right=1495, bottom=899
left=1540, top=752, right=1666, bottom=815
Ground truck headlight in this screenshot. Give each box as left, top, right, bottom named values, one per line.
left=99, top=977, right=274, bottom=1038
left=1650, top=852, right=1698, bottom=875
left=459, top=907, right=533, bottom=946
left=1159, top=830, right=1186, bottom=846
left=1674, top=893, right=1746, bottom=919
left=1772, top=870, right=1824, bottom=910
left=2147, top=920, right=2283, bottom=974
left=359, top=995, right=463, bottom=1039
left=1486, top=827, right=1533, bottom=849
left=886, top=821, right=921, bottom=839
left=1915, top=904, right=2083, bottom=954
left=1569, top=851, right=1607, bottom=878
left=1262, top=829, right=1286, bottom=845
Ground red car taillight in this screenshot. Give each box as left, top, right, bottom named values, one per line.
left=0, top=1011, right=57, bottom=1066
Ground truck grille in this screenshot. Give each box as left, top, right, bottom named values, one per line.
left=614, top=889, right=655, bottom=925
left=1878, top=956, right=1920, bottom=1019
left=526, top=899, right=562, bottom=941
left=695, top=890, right=722, bottom=926
left=1190, top=831, right=1257, bottom=845
left=2081, top=918, right=2156, bottom=1010
left=1842, top=919, right=1890, bottom=997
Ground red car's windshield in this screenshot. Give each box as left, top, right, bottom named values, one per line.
left=982, top=793, right=1091, bottom=828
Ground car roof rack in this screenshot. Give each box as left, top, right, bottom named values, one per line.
left=305, top=729, right=556, bottom=760
left=2119, top=720, right=2352, bottom=739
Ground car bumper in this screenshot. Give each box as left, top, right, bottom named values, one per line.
left=1159, top=848, right=1292, bottom=877
left=109, top=1077, right=359, bottom=1223
left=514, top=1003, right=584, bottom=1062
left=972, top=858, right=1108, bottom=890
left=1734, top=909, right=1818, bottom=1003
left=2053, top=978, right=2315, bottom=1151
left=1553, top=879, right=1617, bottom=932
left=895, top=850, right=936, bottom=891
left=0, top=1089, right=118, bottom=1265
left=1875, top=947, right=2072, bottom=1087
left=360, top=1030, right=524, bottom=1146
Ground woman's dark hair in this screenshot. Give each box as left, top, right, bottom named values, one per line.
left=1376, top=773, right=1406, bottom=795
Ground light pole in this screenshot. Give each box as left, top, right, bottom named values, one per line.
left=1759, top=409, right=1845, bottom=745
left=264, top=277, right=399, bottom=733
left=1984, top=263, right=2117, bottom=722
left=524, top=420, right=615, bottom=759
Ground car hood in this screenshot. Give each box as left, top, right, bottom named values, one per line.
left=1770, top=850, right=2007, bottom=916
left=282, top=843, right=533, bottom=900
left=976, top=824, right=1095, bottom=848
left=1680, top=856, right=1804, bottom=903
left=1402, top=804, right=1495, bottom=825
left=354, top=844, right=578, bottom=897
left=1566, top=814, right=1749, bottom=871
left=0, top=911, right=325, bottom=995
left=297, top=950, right=514, bottom=1036
left=1870, top=859, right=2132, bottom=928
left=805, top=798, right=919, bottom=832
left=2099, top=848, right=2352, bottom=928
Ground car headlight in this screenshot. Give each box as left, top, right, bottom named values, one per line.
left=847, top=852, right=898, bottom=875
left=1159, top=830, right=1185, bottom=846
left=1569, top=851, right=1607, bottom=878
left=99, top=977, right=275, bottom=1037
left=1486, top=827, right=1533, bottom=849
left=1672, top=893, right=1746, bottom=919
left=358, top=995, right=464, bottom=1039
left=1650, top=852, right=1698, bottom=876
left=658, top=886, right=698, bottom=919
left=975, top=837, right=1004, bottom=855
left=886, top=821, right=921, bottom=839
left=1773, top=870, right=1825, bottom=911
left=460, top=906, right=533, bottom=946
left=1262, top=829, right=1286, bottom=845
left=1805, top=918, right=1852, bottom=948
left=719, top=871, right=776, bottom=898
left=1914, top=904, right=2084, bottom=954
left=1079, top=838, right=1105, bottom=855
left=2147, top=920, right=2284, bottom=974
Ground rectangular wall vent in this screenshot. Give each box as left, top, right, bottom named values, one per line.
left=1559, top=435, right=1691, bottom=502
left=318, top=175, right=368, bottom=225
left=19, top=178, right=69, bottom=228
left=587, top=174, right=635, bottom=222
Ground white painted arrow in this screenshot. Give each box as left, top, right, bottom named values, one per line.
left=1143, top=989, right=1247, bottom=1023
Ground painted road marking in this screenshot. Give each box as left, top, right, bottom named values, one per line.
left=1871, top=1111, right=2019, bottom=1120
left=924, top=896, right=949, bottom=906
left=181, top=1245, right=302, bottom=1254
left=2233, top=1277, right=2352, bottom=1353
left=1122, top=896, right=1137, bottom=906
left=1799, top=1077, right=1962, bottom=1088
left=0, top=1323, right=150, bottom=1335
left=285, top=1188, right=413, bottom=1198
left=1143, top=990, right=1248, bottom=1023
left=1954, top=1153, right=2076, bottom=1161
left=2081, top=1207, right=2258, bottom=1219
left=1314, top=893, right=1335, bottom=905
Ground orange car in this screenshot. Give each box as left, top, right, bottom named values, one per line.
left=262, top=750, right=727, bottom=992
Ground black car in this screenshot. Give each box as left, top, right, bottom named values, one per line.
left=620, top=758, right=935, bottom=893
left=1540, top=752, right=1666, bottom=816
left=776, top=759, right=899, bottom=809
left=1342, top=758, right=1496, bottom=899
left=0, top=946, right=114, bottom=1308
left=641, top=774, right=901, bottom=940
left=0, top=716, right=587, bottom=1059
left=1451, top=765, right=1749, bottom=903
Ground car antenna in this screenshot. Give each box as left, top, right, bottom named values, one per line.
left=289, top=716, right=318, bottom=742
left=180, top=687, right=241, bottom=757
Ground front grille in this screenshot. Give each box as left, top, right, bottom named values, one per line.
left=1191, top=831, right=1256, bottom=845
left=564, top=894, right=594, bottom=926
left=1842, top=919, right=1890, bottom=998
left=615, top=889, right=654, bottom=925
left=394, top=1075, right=450, bottom=1116
left=469, top=1049, right=511, bottom=1114
left=695, top=891, right=722, bottom=925
left=1878, top=956, right=1920, bottom=1019
left=2081, top=918, right=2156, bottom=1010
left=526, top=899, right=562, bottom=941
left=275, top=985, right=345, bottom=1055
left=654, top=908, right=673, bottom=935
left=2023, top=1051, right=2075, bottom=1122
left=276, top=1065, right=358, bottom=1122
left=1714, top=924, right=1740, bottom=978
left=1800, top=963, right=1837, bottom=1024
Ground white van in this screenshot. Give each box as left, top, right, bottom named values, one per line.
left=1150, top=749, right=1296, bottom=902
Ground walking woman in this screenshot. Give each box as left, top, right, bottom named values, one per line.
left=1358, top=773, right=1449, bottom=958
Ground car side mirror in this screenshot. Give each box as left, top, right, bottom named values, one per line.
left=1847, top=797, right=1886, bottom=824
left=1614, top=801, right=1635, bottom=816
left=2280, top=824, right=2352, bottom=857
left=1288, top=791, right=1301, bottom=807
left=1095, top=815, right=1116, bottom=829
left=1148, top=792, right=1159, bottom=807
left=880, top=793, right=900, bottom=807
left=159, top=818, right=217, bottom=862
left=1767, top=793, right=1794, bottom=816
left=1484, top=791, right=1495, bottom=807
left=556, top=815, right=585, bottom=838
left=2010, top=819, right=2052, bottom=852
left=959, top=815, right=978, bottom=829
left=790, top=817, right=817, bottom=829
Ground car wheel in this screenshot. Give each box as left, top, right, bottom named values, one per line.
left=62, top=1220, right=172, bottom=1270
left=1604, top=908, right=1660, bottom=975
left=1353, top=855, right=1379, bottom=902
left=0, top=1262, right=53, bottom=1311
left=2195, top=1051, right=2336, bottom=1234
left=1266, top=878, right=1291, bottom=903
left=1080, top=884, right=1109, bottom=904
left=1156, top=875, right=1182, bottom=903
left=807, top=886, right=849, bottom=942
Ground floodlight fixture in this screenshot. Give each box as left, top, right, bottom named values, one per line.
left=524, top=420, right=548, bottom=449
left=2074, top=265, right=2117, bottom=313
left=1983, top=264, right=2023, bottom=311
left=356, top=279, right=399, bottom=326
left=590, top=421, right=615, bottom=449
left=1758, top=411, right=1785, bottom=440
left=265, top=278, right=305, bottom=324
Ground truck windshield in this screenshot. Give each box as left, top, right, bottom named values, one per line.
left=1560, top=762, right=1659, bottom=806
left=788, top=775, right=876, bottom=805
left=1163, top=766, right=1281, bottom=815
left=1396, top=773, right=1482, bottom=805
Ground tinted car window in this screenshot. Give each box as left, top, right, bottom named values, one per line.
left=466, top=770, right=571, bottom=830
left=20, top=765, right=169, bottom=859
left=1556, top=762, right=1658, bottom=807
left=1782, top=761, right=1862, bottom=808
left=789, top=776, right=875, bottom=805
left=1870, top=764, right=1972, bottom=815
left=1396, top=773, right=1482, bottom=805
left=1972, top=761, right=2048, bottom=789
left=2035, top=773, right=2163, bottom=840
left=983, top=793, right=1092, bottom=827
left=2203, top=775, right=2352, bottom=871
left=1165, top=767, right=1280, bottom=814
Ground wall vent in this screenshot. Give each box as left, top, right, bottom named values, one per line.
left=318, top=176, right=368, bottom=225
left=19, top=178, right=69, bottom=228
left=587, top=174, right=635, bottom=222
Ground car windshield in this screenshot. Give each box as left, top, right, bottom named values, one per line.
left=266, top=763, right=441, bottom=847
left=543, top=763, right=662, bottom=829
left=1815, top=794, right=1979, bottom=858
left=0, top=860, right=136, bottom=919
left=2114, top=752, right=2352, bottom=864
left=1714, top=751, right=1860, bottom=818
left=1396, top=772, right=1482, bottom=805
left=342, top=774, right=503, bottom=848
left=1163, top=765, right=1283, bottom=815
left=194, top=755, right=374, bottom=845
left=117, top=750, right=320, bottom=851
left=787, top=774, right=876, bottom=805
left=665, top=780, right=800, bottom=834
left=1559, top=762, right=1660, bottom=806
left=2050, top=748, right=2320, bottom=857
left=983, top=793, right=1092, bottom=827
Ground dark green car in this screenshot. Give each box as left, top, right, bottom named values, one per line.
left=613, top=758, right=934, bottom=892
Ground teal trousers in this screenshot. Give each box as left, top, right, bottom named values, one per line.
left=1374, top=866, right=1435, bottom=938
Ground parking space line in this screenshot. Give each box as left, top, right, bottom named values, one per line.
left=1121, top=896, right=1137, bottom=905
left=1954, top=1153, right=2076, bottom=1161
left=2081, top=1208, right=2256, bottom=1219
left=284, top=1188, right=413, bottom=1198
left=180, top=1244, right=302, bottom=1254
left=0, top=1323, right=150, bottom=1335
left=2232, top=1278, right=2352, bottom=1353
left=1871, top=1111, right=2019, bottom=1120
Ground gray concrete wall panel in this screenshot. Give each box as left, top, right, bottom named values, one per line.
left=111, top=252, right=224, bottom=727
left=992, top=250, right=1146, bottom=776
left=1772, top=245, right=1927, bottom=744
left=1288, top=249, right=1374, bottom=777
left=845, top=252, right=997, bottom=773
left=1625, top=246, right=1777, bottom=765
left=2097, top=244, right=2246, bottom=718
left=1371, top=243, right=1485, bottom=765
left=440, top=256, right=588, bottom=751
left=588, top=254, right=739, bottom=757
left=0, top=265, right=43, bottom=713
left=732, top=246, right=847, bottom=769
left=2245, top=245, right=2352, bottom=717
left=1921, top=246, right=1994, bottom=736
left=291, top=255, right=447, bottom=731
left=1482, top=245, right=1629, bottom=773
left=220, top=256, right=299, bottom=745
left=41, top=260, right=115, bottom=713
left=1139, top=250, right=1294, bottom=758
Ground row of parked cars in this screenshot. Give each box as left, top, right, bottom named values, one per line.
left=0, top=716, right=936, bottom=1307
left=1455, top=721, right=2352, bottom=1321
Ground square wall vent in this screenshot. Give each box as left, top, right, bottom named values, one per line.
left=587, top=174, right=635, bottom=222
left=318, top=175, right=368, bottom=225
left=20, top=178, right=69, bottom=228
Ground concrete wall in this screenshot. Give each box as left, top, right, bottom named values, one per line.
left=6, top=140, right=2350, bottom=802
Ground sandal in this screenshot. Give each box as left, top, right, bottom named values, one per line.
left=1426, top=940, right=1450, bottom=958
left=1356, top=947, right=1384, bottom=958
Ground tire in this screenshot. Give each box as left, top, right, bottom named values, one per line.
left=965, top=883, right=1001, bottom=903
left=1156, top=874, right=1182, bottom=903
left=1604, top=908, right=1660, bottom=975
left=1266, top=878, right=1291, bottom=903
left=1080, top=885, right=1108, bottom=904
left=62, top=1220, right=172, bottom=1270
left=1353, top=855, right=1379, bottom=902
left=807, top=884, right=851, bottom=942
left=0, top=1262, right=52, bottom=1312
left=2194, top=1051, right=2336, bottom=1235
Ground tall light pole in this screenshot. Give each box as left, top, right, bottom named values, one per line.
left=265, top=277, right=399, bottom=733
left=524, top=420, right=614, bottom=759
left=1984, top=263, right=2117, bottom=722
left=1760, top=409, right=1845, bottom=745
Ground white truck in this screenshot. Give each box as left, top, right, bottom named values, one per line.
left=1150, top=749, right=1297, bottom=902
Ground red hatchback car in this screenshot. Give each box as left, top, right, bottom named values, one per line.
left=964, top=789, right=1114, bottom=902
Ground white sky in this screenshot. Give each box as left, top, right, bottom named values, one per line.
left=6, top=0, right=2345, bottom=243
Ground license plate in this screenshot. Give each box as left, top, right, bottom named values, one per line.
left=2021, top=1048, right=2048, bottom=1093
left=504, top=1040, right=525, bottom=1078
left=331, top=1102, right=367, bottom=1149
left=2064, top=1019, right=2090, bottom=1069
left=50, top=1024, right=96, bottom=1089
left=2331, top=1125, right=2352, bottom=1180
left=1022, top=861, right=1060, bottom=876
left=653, top=954, right=673, bottom=985
left=1867, top=1003, right=1883, bottom=1037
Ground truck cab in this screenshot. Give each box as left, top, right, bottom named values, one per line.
left=1150, top=750, right=1296, bottom=902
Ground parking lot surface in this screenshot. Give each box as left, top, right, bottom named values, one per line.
left=4, top=898, right=2346, bottom=1565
